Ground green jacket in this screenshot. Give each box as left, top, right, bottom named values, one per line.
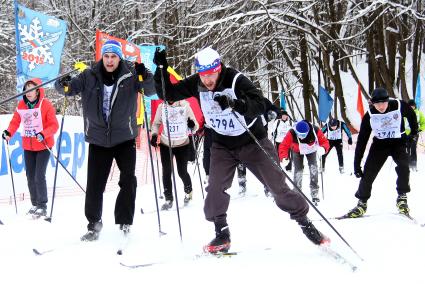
left=405, top=108, right=425, bottom=135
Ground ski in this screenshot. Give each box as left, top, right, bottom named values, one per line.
left=195, top=251, right=238, bottom=258
left=0, top=219, right=3, bottom=225
left=33, top=247, right=56, bottom=256
left=319, top=243, right=358, bottom=272
left=120, top=261, right=158, bottom=269
left=120, top=251, right=238, bottom=269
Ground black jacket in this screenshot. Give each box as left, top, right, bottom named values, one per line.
left=354, top=99, right=418, bottom=168
left=55, top=60, right=155, bottom=147
left=154, top=64, right=266, bottom=149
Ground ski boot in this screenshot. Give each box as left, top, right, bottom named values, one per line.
left=204, top=175, right=209, bottom=185
left=339, top=167, right=345, bottom=174
left=297, top=217, right=329, bottom=245
left=27, top=206, right=38, bottom=215
left=32, top=208, right=47, bottom=219
left=119, top=224, right=131, bottom=235
left=204, top=216, right=231, bottom=254
left=396, top=194, right=410, bottom=216
left=311, top=188, right=320, bottom=206
left=161, top=200, right=173, bottom=211
left=184, top=192, right=192, bottom=205
left=204, top=226, right=231, bottom=254
left=81, top=221, right=103, bottom=241
left=343, top=200, right=367, bottom=218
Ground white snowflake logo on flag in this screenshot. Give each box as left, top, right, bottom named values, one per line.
left=18, top=17, right=63, bottom=71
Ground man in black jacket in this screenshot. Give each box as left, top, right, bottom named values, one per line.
left=55, top=40, right=155, bottom=241
left=153, top=47, right=327, bottom=253
left=342, top=88, right=418, bottom=218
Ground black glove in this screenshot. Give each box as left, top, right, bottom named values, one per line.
left=153, top=48, right=168, bottom=68
left=412, top=134, right=419, bottom=143
left=354, top=166, right=363, bottom=178
left=2, top=130, right=10, bottom=140
left=267, top=110, right=277, bottom=122
left=348, top=138, right=353, bottom=145
left=214, top=95, right=235, bottom=111
left=36, top=132, right=44, bottom=142
left=58, top=75, right=71, bottom=88
left=187, top=118, right=195, bottom=129
left=135, top=62, right=147, bottom=80
left=150, top=134, right=158, bottom=148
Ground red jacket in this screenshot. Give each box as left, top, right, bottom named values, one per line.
left=7, top=78, right=59, bottom=151
left=278, top=122, right=329, bottom=160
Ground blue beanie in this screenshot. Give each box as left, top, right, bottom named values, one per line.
left=295, top=121, right=310, bottom=136
left=101, top=40, right=123, bottom=59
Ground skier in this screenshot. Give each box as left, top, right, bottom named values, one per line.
left=278, top=120, right=329, bottom=205
left=342, top=88, right=418, bottom=218
left=153, top=47, right=328, bottom=253
left=321, top=118, right=353, bottom=174
left=271, top=110, right=293, bottom=171
left=2, top=78, right=59, bottom=218
left=405, top=99, right=425, bottom=171
left=150, top=98, right=199, bottom=210
left=55, top=40, right=155, bottom=241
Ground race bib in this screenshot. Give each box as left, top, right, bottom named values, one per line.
left=162, top=105, right=188, bottom=140
left=17, top=100, right=44, bottom=137
left=369, top=100, right=402, bottom=139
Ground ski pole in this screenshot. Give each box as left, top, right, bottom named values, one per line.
left=0, top=62, right=87, bottom=106
left=154, top=149, right=164, bottom=199
left=320, top=155, right=324, bottom=200
left=5, top=140, right=18, bottom=214
left=43, top=144, right=85, bottom=193
left=45, top=98, right=67, bottom=223
left=190, top=130, right=205, bottom=199
left=159, top=63, right=183, bottom=241
left=230, top=110, right=363, bottom=261
left=191, top=134, right=204, bottom=177
left=141, top=92, right=166, bottom=236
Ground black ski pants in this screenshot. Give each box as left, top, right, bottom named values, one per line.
left=85, top=140, right=137, bottom=227
left=24, top=149, right=50, bottom=209
left=406, top=136, right=418, bottom=168
left=322, top=139, right=344, bottom=169
left=204, top=138, right=309, bottom=222
left=203, top=127, right=213, bottom=175
left=159, top=143, right=192, bottom=201
left=355, top=141, right=410, bottom=201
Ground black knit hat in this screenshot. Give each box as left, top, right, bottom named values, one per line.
left=371, top=88, right=389, bottom=103
left=408, top=99, right=416, bottom=107
left=329, top=118, right=338, bottom=127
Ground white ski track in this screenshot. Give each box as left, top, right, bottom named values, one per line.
left=119, top=245, right=356, bottom=271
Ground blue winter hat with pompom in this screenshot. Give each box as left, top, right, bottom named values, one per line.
left=295, top=121, right=310, bottom=138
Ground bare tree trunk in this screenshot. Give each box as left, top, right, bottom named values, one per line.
left=299, top=31, right=312, bottom=121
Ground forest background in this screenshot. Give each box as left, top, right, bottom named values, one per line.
left=0, top=0, right=423, bottom=130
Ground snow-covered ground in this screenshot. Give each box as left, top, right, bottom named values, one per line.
left=1, top=144, right=425, bottom=284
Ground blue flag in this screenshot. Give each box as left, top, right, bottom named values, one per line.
left=139, top=45, right=165, bottom=73
left=280, top=90, right=286, bottom=110
left=15, top=2, right=67, bottom=92
left=415, top=73, right=421, bottom=109
left=318, top=86, right=333, bottom=122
